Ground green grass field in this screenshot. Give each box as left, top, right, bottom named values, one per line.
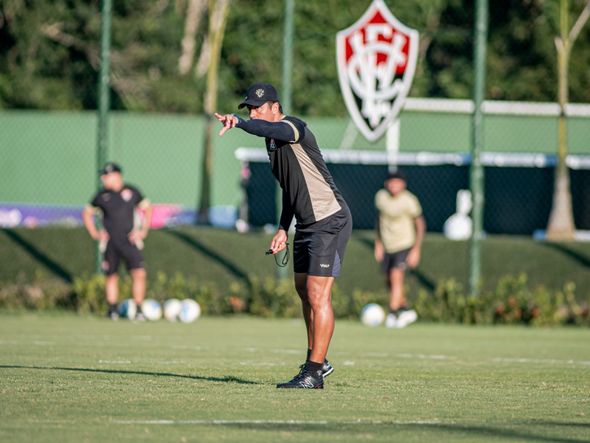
left=1, top=313, right=589, bottom=442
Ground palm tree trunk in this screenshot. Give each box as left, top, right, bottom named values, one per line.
left=547, top=0, right=576, bottom=241
left=178, top=0, right=207, bottom=76
left=197, top=0, right=230, bottom=224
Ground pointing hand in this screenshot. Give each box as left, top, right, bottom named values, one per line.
left=214, top=113, right=237, bottom=136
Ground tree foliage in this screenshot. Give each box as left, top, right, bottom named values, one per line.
left=0, top=0, right=589, bottom=115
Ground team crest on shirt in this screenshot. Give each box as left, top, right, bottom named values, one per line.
left=121, top=188, right=133, bottom=202
left=336, top=0, right=419, bottom=142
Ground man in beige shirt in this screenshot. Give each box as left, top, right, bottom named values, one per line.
left=375, top=171, right=425, bottom=328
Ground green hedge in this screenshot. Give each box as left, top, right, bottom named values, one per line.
left=2, top=227, right=590, bottom=325
left=1, top=272, right=587, bottom=326
left=2, top=227, right=590, bottom=299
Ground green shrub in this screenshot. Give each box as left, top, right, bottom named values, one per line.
left=413, top=274, right=589, bottom=326
left=0, top=272, right=71, bottom=311
left=72, top=274, right=108, bottom=314
left=1, top=271, right=588, bottom=326
left=247, top=276, right=300, bottom=318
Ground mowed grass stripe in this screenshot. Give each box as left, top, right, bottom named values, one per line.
left=0, top=313, right=589, bottom=443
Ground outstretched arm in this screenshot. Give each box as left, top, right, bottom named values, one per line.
left=213, top=113, right=299, bottom=142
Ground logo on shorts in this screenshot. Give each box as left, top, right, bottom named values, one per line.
left=336, top=0, right=419, bottom=142
left=320, top=263, right=331, bottom=268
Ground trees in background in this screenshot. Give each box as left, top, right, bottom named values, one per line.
left=0, top=0, right=589, bottom=115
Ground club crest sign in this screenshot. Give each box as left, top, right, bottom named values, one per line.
left=337, top=0, right=419, bottom=142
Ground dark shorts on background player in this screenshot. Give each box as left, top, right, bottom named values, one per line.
left=381, top=248, right=411, bottom=273
left=102, top=238, right=145, bottom=275
left=293, top=207, right=352, bottom=277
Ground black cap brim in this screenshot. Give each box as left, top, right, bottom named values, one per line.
left=238, top=98, right=267, bottom=109
left=99, top=165, right=122, bottom=175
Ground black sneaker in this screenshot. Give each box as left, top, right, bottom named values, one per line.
left=322, top=359, right=334, bottom=378
left=298, top=359, right=334, bottom=379
left=107, top=306, right=119, bottom=321
left=276, top=366, right=324, bottom=389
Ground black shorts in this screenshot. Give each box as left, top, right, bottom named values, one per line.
left=293, top=207, right=352, bottom=277
left=102, top=238, right=145, bottom=276
left=381, top=248, right=411, bottom=273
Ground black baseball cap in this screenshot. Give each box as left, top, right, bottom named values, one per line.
left=238, top=83, right=280, bottom=109
left=386, top=170, right=406, bottom=181
left=100, top=162, right=122, bottom=175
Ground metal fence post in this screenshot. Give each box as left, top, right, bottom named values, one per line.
left=95, top=0, right=112, bottom=273
left=276, top=0, right=295, bottom=280
left=469, top=0, right=488, bottom=296
left=282, top=0, right=294, bottom=114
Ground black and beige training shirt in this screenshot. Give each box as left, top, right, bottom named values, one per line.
left=236, top=115, right=347, bottom=231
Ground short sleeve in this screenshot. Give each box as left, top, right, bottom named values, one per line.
left=127, top=186, right=144, bottom=206
left=408, top=194, right=423, bottom=218
left=375, top=189, right=388, bottom=211
left=90, top=192, right=102, bottom=208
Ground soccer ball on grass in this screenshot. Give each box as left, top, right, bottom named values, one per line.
left=163, top=298, right=182, bottom=322
left=118, top=299, right=137, bottom=319
left=141, top=299, right=162, bottom=321
left=360, top=303, right=385, bottom=327
left=179, top=299, right=201, bottom=323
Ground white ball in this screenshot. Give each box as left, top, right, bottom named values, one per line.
left=163, top=299, right=182, bottom=322
left=360, top=303, right=385, bottom=327
left=118, top=299, right=137, bottom=319
left=443, top=214, right=472, bottom=240
left=179, top=299, right=201, bottom=323
left=235, top=218, right=250, bottom=233
left=141, top=299, right=162, bottom=321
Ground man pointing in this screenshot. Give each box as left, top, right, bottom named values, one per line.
left=215, top=83, right=352, bottom=389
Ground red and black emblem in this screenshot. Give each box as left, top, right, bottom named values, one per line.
left=337, top=0, right=419, bottom=142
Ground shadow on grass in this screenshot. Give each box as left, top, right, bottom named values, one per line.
left=0, top=364, right=258, bottom=385
left=2, top=229, right=72, bottom=283
left=540, top=242, right=590, bottom=269
left=209, top=421, right=587, bottom=442
left=358, top=237, right=436, bottom=292
left=422, top=422, right=587, bottom=443
left=163, top=229, right=250, bottom=284
left=526, top=420, right=590, bottom=429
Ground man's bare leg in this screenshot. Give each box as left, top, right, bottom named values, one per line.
left=295, top=273, right=313, bottom=351
left=131, top=268, right=147, bottom=306
left=305, top=275, right=335, bottom=364
left=105, top=274, right=119, bottom=305
left=389, top=267, right=406, bottom=312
